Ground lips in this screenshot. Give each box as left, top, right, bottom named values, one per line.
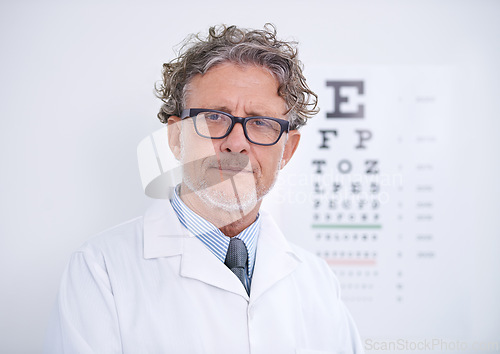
left=208, top=166, right=253, bottom=174
left=203, top=153, right=253, bottom=175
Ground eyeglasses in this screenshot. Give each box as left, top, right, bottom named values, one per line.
left=180, top=108, right=290, bottom=146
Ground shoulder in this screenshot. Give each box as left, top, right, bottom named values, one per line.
left=289, top=242, right=327, bottom=270
left=290, top=242, right=341, bottom=296
left=56, top=216, right=146, bottom=296
left=74, top=216, right=144, bottom=264
left=259, top=210, right=341, bottom=298
left=259, top=209, right=332, bottom=273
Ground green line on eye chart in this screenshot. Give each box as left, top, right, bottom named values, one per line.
left=311, top=224, right=382, bottom=230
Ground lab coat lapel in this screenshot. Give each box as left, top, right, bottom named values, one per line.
left=143, top=199, right=249, bottom=300
left=250, top=211, right=302, bottom=302
left=180, top=238, right=249, bottom=299
left=143, top=200, right=186, bottom=258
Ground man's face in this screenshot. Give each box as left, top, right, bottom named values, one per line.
left=168, top=62, right=300, bottom=214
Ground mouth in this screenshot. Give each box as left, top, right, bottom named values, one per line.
left=202, top=154, right=255, bottom=178
left=208, top=166, right=253, bottom=174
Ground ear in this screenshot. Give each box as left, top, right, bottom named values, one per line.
left=167, top=116, right=182, bottom=160
left=280, top=129, right=300, bottom=169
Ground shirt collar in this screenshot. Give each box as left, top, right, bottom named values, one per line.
left=170, top=184, right=260, bottom=278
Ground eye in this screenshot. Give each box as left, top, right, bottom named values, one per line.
left=205, top=113, right=224, bottom=121
left=249, top=118, right=273, bottom=128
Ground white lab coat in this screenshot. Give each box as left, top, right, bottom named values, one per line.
left=45, top=199, right=364, bottom=354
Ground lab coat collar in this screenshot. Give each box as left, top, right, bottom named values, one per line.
left=144, top=199, right=249, bottom=298
left=143, top=199, right=302, bottom=302
left=249, top=210, right=303, bottom=303
left=143, top=199, right=187, bottom=258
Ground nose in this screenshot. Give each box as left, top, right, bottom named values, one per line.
left=219, top=122, right=250, bottom=154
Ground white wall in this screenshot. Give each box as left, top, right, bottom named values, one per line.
left=1, top=0, right=499, bottom=352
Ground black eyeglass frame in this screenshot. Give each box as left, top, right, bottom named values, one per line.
left=180, top=108, right=291, bottom=146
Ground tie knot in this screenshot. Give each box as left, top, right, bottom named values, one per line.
left=225, top=238, right=248, bottom=269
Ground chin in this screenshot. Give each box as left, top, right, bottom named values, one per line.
left=183, top=166, right=280, bottom=216
left=201, top=192, right=259, bottom=214
left=195, top=180, right=262, bottom=214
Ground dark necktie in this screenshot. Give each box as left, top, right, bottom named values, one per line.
left=224, top=237, right=249, bottom=294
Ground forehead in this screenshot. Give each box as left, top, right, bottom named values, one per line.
left=185, top=62, right=287, bottom=117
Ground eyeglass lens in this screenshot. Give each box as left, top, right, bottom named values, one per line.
left=194, top=111, right=283, bottom=145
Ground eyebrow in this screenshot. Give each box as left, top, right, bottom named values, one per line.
left=210, top=106, right=275, bottom=118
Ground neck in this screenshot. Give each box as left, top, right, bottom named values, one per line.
left=179, top=183, right=261, bottom=237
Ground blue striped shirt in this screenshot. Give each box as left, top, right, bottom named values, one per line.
left=170, top=185, right=260, bottom=283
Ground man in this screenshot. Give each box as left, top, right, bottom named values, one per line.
left=45, top=24, right=364, bottom=353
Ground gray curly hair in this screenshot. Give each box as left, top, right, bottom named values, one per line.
left=155, top=23, right=318, bottom=130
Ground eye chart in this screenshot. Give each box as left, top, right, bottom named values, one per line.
left=264, top=67, right=473, bottom=342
